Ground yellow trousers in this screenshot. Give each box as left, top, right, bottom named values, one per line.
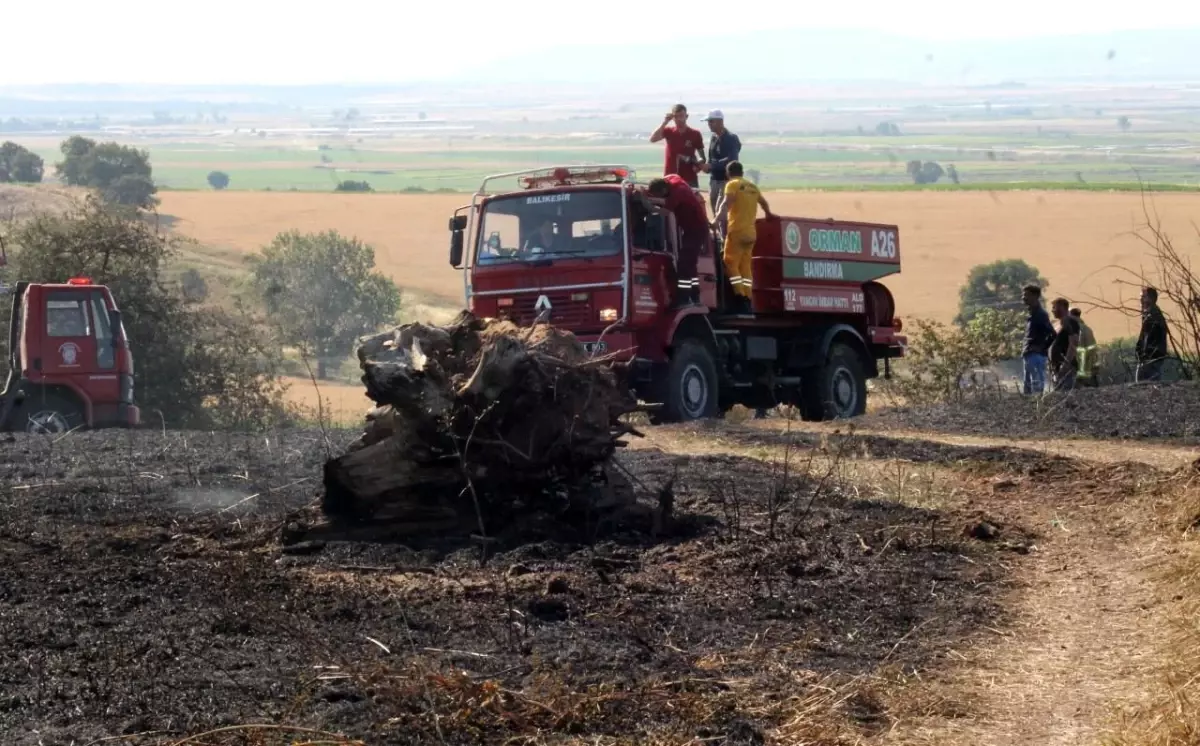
left=723, top=232, right=755, bottom=298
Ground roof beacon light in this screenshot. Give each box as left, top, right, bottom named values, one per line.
left=66, top=277, right=93, bottom=286
left=519, top=166, right=633, bottom=190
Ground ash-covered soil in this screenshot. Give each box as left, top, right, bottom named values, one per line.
left=864, top=380, right=1200, bottom=443
left=1, top=427, right=1016, bottom=745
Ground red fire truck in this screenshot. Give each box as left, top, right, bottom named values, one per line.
left=0, top=278, right=140, bottom=434
left=447, top=165, right=906, bottom=422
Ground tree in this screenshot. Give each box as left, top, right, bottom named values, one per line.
left=946, top=164, right=960, bottom=185
left=906, top=160, right=945, bottom=184
left=1117, top=115, right=1132, bottom=132
left=334, top=179, right=372, bottom=192
left=207, top=170, right=231, bottom=190
left=0, top=141, right=44, bottom=183
left=2, top=195, right=288, bottom=428
left=54, top=136, right=158, bottom=209
left=955, top=259, right=1047, bottom=326
left=249, top=230, right=402, bottom=378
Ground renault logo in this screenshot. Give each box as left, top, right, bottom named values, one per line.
left=534, top=295, right=552, bottom=312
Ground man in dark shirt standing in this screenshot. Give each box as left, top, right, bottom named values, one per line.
left=1136, top=286, right=1170, bottom=382
left=1048, top=297, right=1080, bottom=391
left=699, top=109, right=742, bottom=220
left=1021, top=284, right=1055, bottom=394
left=649, top=104, right=706, bottom=188
left=648, top=174, right=709, bottom=307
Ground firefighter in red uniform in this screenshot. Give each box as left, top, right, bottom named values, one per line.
left=649, top=104, right=706, bottom=188
left=647, top=174, right=708, bottom=307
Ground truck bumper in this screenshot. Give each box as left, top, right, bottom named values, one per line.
left=574, top=331, right=638, bottom=360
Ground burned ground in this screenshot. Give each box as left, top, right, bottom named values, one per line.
left=862, top=380, right=1200, bottom=443
left=0, top=426, right=1023, bottom=745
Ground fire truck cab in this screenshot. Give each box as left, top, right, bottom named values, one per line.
left=448, top=165, right=906, bottom=422
left=0, top=278, right=140, bottom=434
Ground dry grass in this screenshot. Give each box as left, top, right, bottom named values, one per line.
left=1103, top=470, right=1200, bottom=746
left=0, top=183, right=87, bottom=221
left=281, top=376, right=371, bottom=426
left=156, top=189, right=1200, bottom=341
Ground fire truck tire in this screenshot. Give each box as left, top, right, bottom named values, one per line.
left=22, top=392, right=84, bottom=435
left=653, top=339, right=719, bottom=424
left=799, top=342, right=867, bottom=421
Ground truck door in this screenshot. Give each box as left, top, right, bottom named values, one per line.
left=86, top=290, right=120, bottom=403
left=39, top=289, right=98, bottom=385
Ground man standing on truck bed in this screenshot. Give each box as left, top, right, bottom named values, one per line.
left=698, top=110, right=741, bottom=217
left=711, top=161, right=773, bottom=314
left=650, top=104, right=705, bottom=188
left=648, top=174, right=709, bottom=307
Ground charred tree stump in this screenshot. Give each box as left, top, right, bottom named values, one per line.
left=321, top=311, right=642, bottom=535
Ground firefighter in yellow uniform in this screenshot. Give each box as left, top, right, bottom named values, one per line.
left=1070, top=307, right=1099, bottom=385
left=712, top=160, right=774, bottom=313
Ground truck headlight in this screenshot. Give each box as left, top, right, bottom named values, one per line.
left=599, top=308, right=618, bottom=322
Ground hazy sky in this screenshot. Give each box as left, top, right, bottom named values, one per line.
left=6, top=0, right=1200, bottom=85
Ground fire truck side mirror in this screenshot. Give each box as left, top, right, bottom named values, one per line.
left=449, top=230, right=465, bottom=268
left=645, top=214, right=666, bottom=252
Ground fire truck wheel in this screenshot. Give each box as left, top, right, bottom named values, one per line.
left=800, top=342, right=867, bottom=421
left=24, top=394, right=83, bottom=435
left=656, top=339, right=719, bottom=423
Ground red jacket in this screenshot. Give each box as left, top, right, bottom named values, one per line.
left=661, top=174, right=708, bottom=233
left=661, top=125, right=705, bottom=184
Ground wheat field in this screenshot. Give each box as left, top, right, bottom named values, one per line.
left=160, top=188, right=1200, bottom=344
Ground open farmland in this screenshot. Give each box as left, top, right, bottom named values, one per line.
left=159, top=188, right=1200, bottom=343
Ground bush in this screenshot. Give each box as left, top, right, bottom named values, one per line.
left=883, top=308, right=1025, bottom=406
left=207, top=171, right=231, bottom=190
left=1, top=195, right=290, bottom=429
left=179, top=267, right=209, bottom=302
left=1092, top=336, right=1191, bottom=386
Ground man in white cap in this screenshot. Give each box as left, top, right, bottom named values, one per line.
left=698, top=109, right=742, bottom=222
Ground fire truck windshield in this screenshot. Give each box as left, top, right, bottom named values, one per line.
left=475, top=190, right=624, bottom=265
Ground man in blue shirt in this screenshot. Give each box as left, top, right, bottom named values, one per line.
left=699, top=109, right=742, bottom=220
left=1021, top=284, right=1056, bottom=394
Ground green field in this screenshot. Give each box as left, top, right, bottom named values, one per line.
left=9, top=81, right=1200, bottom=194
left=19, top=139, right=1199, bottom=194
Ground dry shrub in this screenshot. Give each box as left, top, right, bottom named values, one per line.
left=289, top=658, right=883, bottom=745
left=880, top=308, right=1023, bottom=406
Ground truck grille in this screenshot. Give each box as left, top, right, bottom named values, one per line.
left=507, top=293, right=594, bottom=328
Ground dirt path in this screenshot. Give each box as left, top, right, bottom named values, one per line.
left=890, top=503, right=1171, bottom=746
left=835, top=426, right=1179, bottom=745
left=637, top=422, right=1183, bottom=745
left=756, top=418, right=1200, bottom=470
